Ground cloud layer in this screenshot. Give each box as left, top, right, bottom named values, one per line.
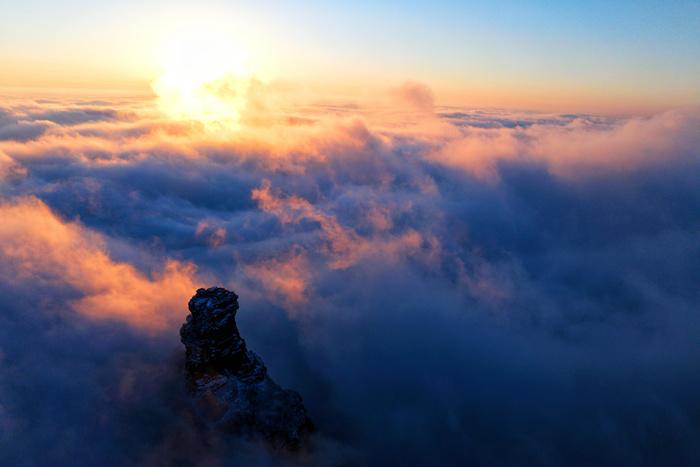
left=1, top=93, right=699, bottom=466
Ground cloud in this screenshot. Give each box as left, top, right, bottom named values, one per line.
left=28, top=107, right=120, bottom=125
left=0, top=121, right=50, bottom=142
left=392, top=81, right=435, bottom=112
left=0, top=196, right=199, bottom=331
left=0, top=107, right=51, bottom=142
left=0, top=96, right=699, bottom=465
left=242, top=250, right=312, bottom=305
left=252, top=178, right=429, bottom=272
left=195, top=219, right=227, bottom=247
left=0, top=150, right=25, bottom=181
left=429, top=107, right=700, bottom=179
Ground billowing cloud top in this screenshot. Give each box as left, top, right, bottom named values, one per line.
left=0, top=92, right=699, bottom=466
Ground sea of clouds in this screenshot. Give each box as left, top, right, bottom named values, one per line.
left=0, top=88, right=699, bottom=466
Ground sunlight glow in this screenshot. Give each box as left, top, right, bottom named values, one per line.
left=151, top=28, right=255, bottom=131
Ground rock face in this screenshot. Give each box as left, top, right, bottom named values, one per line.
left=180, top=287, right=313, bottom=449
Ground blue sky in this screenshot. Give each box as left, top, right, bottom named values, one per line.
left=1, top=0, right=698, bottom=110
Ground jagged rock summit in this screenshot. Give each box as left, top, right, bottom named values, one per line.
left=180, top=287, right=313, bottom=449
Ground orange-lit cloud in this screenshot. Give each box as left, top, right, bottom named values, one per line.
left=392, top=81, right=435, bottom=113
left=0, top=197, right=199, bottom=331
left=427, top=107, right=700, bottom=179
left=252, top=179, right=428, bottom=272
left=242, top=251, right=312, bottom=306
left=0, top=150, right=25, bottom=181
left=195, top=220, right=227, bottom=248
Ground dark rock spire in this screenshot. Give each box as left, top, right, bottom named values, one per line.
left=180, top=287, right=313, bottom=450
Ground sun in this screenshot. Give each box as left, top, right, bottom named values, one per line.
left=152, top=28, right=254, bottom=131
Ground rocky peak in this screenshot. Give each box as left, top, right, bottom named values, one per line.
left=180, top=287, right=256, bottom=378
left=180, top=287, right=313, bottom=450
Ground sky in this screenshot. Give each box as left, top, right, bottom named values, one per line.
left=1, top=0, right=699, bottom=112
left=1, top=2, right=700, bottom=466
